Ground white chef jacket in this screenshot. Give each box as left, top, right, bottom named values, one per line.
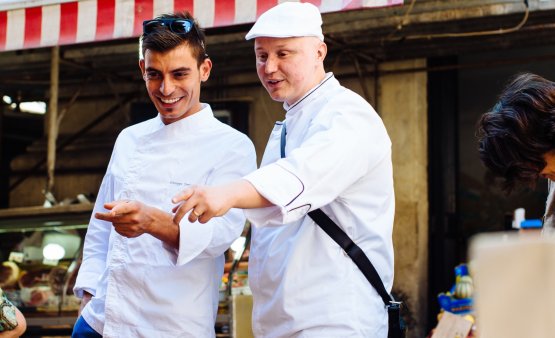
left=244, top=73, right=395, bottom=338
left=74, top=104, right=256, bottom=338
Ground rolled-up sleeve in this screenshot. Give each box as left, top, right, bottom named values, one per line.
left=244, top=163, right=304, bottom=207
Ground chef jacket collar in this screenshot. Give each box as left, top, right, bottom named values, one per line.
left=156, top=103, right=214, bottom=132
left=284, top=72, right=335, bottom=116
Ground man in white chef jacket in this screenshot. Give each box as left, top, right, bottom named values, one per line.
left=173, top=3, right=395, bottom=337
left=72, top=12, right=256, bottom=338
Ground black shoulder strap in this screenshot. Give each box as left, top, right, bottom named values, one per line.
left=280, top=121, right=287, bottom=159
left=308, top=209, right=393, bottom=306
left=280, top=121, right=392, bottom=306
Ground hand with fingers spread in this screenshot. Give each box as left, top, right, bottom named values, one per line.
left=95, top=200, right=178, bottom=247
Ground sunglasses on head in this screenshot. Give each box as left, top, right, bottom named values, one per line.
left=142, top=18, right=209, bottom=58
left=143, top=18, right=195, bottom=36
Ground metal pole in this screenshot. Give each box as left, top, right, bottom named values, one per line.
left=0, top=105, right=6, bottom=208
left=374, top=62, right=380, bottom=111
left=46, top=46, right=59, bottom=198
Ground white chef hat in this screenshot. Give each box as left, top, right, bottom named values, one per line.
left=245, top=2, right=324, bottom=41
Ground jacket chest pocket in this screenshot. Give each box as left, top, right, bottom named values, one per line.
left=166, top=166, right=216, bottom=200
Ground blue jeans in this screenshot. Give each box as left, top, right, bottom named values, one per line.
left=72, top=316, right=102, bottom=338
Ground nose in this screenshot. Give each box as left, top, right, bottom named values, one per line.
left=539, top=168, right=552, bottom=180
left=160, top=76, right=175, bottom=96
left=264, top=55, right=278, bottom=74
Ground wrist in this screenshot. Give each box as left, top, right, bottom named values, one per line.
left=147, top=206, right=170, bottom=233
left=151, top=209, right=180, bottom=248
left=227, top=182, right=243, bottom=209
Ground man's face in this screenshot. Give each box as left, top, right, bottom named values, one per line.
left=139, top=43, right=211, bottom=125
left=540, top=150, right=555, bottom=181
left=254, top=36, right=326, bottom=105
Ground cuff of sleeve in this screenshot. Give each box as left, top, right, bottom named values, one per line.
left=73, top=268, right=100, bottom=298
left=244, top=206, right=283, bottom=227
left=244, top=163, right=304, bottom=207
left=176, top=216, right=213, bottom=266
left=244, top=205, right=311, bottom=227
left=73, top=287, right=95, bottom=299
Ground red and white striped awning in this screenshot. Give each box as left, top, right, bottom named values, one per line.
left=0, top=0, right=402, bottom=52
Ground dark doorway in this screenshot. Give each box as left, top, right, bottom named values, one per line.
left=427, top=56, right=463, bottom=331
left=0, top=110, right=44, bottom=208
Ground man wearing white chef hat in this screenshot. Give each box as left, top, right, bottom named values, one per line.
left=173, top=2, right=395, bottom=337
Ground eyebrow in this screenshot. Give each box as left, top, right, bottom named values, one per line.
left=255, top=47, right=295, bottom=53
left=145, top=67, right=191, bottom=72
left=170, top=67, right=191, bottom=72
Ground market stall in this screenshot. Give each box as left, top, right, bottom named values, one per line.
left=0, top=1, right=405, bottom=336
left=0, top=204, right=92, bottom=336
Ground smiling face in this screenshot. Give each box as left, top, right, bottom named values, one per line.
left=254, top=36, right=327, bottom=105
left=139, top=43, right=212, bottom=125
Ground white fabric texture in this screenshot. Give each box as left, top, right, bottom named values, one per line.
left=74, top=104, right=257, bottom=338
left=544, top=180, right=555, bottom=229
left=244, top=74, right=395, bottom=338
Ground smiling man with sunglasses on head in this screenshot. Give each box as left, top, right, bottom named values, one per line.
left=71, top=12, right=256, bottom=338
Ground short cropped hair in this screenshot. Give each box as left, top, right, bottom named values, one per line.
left=140, top=11, right=208, bottom=66
left=477, top=73, right=555, bottom=191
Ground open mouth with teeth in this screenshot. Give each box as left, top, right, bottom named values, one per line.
left=159, top=97, right=182, bottom=104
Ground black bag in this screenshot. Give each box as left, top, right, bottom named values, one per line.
left=308, top=209, right=406, bottom=338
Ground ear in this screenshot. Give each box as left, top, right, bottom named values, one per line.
left=200, top=58, right=212, bottom=82
left=139, top=59, right=146, bottom=79
left=316, top=42, right=327, bottom=62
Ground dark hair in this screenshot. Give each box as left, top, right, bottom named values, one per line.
left=477, top=73, right=555, bottom=191
left=140, top=11, right=208, bottom=66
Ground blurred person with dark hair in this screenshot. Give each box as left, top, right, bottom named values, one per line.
left=71, top=11, right=256, bottom=338
left=477, top=72, right=555, bottom=227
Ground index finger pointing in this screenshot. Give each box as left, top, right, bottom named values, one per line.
left=110, top=202, right=133, bottom=216
left=95, top=211, right=112, bottom=221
